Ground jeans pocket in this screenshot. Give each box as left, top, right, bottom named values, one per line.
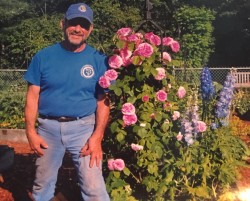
left=79, top=113, right=95, bottom=125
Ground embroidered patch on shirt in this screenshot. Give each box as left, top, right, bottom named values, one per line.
left=81, top=65, right=94, bottom=78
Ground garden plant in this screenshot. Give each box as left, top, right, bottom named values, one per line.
left=98, top=28, right=249, bottom=200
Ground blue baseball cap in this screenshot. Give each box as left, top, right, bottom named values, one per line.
left=65, top=3, right=93, bottom=24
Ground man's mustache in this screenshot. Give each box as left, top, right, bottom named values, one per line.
left=69, top=31, right=84, bottom=36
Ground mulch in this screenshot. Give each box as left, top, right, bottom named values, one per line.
left=0, top=141, right=83, bottom=201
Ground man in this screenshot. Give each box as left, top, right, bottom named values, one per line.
left=24, top=3, right=110, bottom=201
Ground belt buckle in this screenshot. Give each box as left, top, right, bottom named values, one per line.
left=58, top=117, right=68, bottom=122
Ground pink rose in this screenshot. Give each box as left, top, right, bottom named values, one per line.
left=127, top=34, right=140, bottom=42
left=162, top=37, right=174, bottom=46
left=131, top=143, right=144, bottom=151
left=108, top=159, right=115, bottom=170
left=104, top=69, right=118, bottom=81
left=123, top=59, right=132, bottom=67
left=135, top=38, right=143, bottom=48
left=121, top=103, right=136, bottom=115
left=108, top=55, right=123, bottom=69
left=113, top=159, right=125, bottom=171
left=120, top=48, right=132, bottom=59
left=170, top=41, right=180, bottom=53
left=98, top=76, right=111, bottom=88
left=116, top=27, right=132, bottom=40
left=123, top=114, right=137, bottom=125
left=196, top=121, right=207, bottom=132
left=108, top=159, right=125, bottom=171
left=145, top=32, right=154, bottom=40
left=176, top=132, right=183, bottom=141
left=145, top=32, right=161, bottom=46
left=162, top=52, right=172, bottom=62
left=156, top=90, right=167, bottom=102
left=154, top=67, right=166, bottom=80
left=135, top=32, right=143, bottom=39
left=134, top=43, right=154, bottom=58
left=120, top=48, right=132, bottom=67
left=172, top=111, right=180, bottom=120
left=142, top=95, right=149, bottom=102
left=177, top=86, right=186, bottom=99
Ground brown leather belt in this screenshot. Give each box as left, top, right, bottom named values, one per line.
left=39, top=114, right=82, bottom=122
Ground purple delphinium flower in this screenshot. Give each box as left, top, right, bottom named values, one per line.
left=210, top=122, right=218, bottom=130
left=180, top=91, right=201, bottom=145
left=200, top=67, right=215, bottom=101
left=215, top=73, right=236, bottom=119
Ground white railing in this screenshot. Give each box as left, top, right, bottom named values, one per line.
left=233, top=72, right=250, bottom=88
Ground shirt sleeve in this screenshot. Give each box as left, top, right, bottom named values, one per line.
left=23, top=53, right=41, bottom=86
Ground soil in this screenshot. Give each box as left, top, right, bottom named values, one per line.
left=0, top=119, right=250, bottom=201
left=0, top=142, right=83, bottom=201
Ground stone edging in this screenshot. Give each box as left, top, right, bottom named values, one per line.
left=0, top=129, right=28, bottom=143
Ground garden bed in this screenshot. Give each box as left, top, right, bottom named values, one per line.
left=0, top=141, right=82, bottom=201
left=0, top=119, right=250, bottom=201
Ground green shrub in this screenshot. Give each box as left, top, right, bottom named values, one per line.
left=0, top=86, right=26, bottom=128
left=233, top=88, right=250, bottom=116
left=101, top=28, right=249, bottom=200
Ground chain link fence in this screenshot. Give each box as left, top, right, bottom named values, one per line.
left=1, top=67, right=250, bottom=90
left=0, top=67, right=249, bottom=128
left=173, top=67, right=250, bottom=85
left=0, top=69, right=27, bottom=94
left=0, top=67, right=250, bottom=93
left=0, top=70, right=27, bottom=128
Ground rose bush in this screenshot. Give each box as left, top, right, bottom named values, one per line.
left=101, top=28, right=249, bottom=200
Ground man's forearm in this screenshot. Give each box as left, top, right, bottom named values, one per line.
left=93, top=94, right=110, bottom=140
left=24, top=85, right=40, bottom=136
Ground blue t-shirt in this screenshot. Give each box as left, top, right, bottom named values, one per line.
left=24, top=43, right=108, bottom=117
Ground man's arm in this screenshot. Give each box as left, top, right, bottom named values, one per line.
left=25, top=84, right=48, bottom=156
left=80, top=93, right=110, bottom=168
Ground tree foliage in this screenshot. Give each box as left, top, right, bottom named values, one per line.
left=0, top=0, right=249, bottom=68
left=1, top=15, right=62, bottom=68
left=0, top=0, right=29, bottom=24
left=174, top=6, right=215, bottom=68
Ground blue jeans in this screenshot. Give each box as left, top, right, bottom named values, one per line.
left=32, top=114, right=110, bottom=201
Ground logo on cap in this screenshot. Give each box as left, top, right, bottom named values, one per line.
left=81, top=65, right=94, bottom=78
left=78, top=5, right=86, bottom=12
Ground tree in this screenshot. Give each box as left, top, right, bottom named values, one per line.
left=174, top=6, right=215, bottom=68
left=0, top=0, right=217, bottom=68
left=1, top=15, right=62, bottom=68
left=0, top=0, right=29, bottom=24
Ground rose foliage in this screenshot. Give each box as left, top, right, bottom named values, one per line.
left=100, top=28, right=249, bottom=200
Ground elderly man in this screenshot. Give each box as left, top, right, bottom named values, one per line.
left=24, top=3, right=110, bottom=201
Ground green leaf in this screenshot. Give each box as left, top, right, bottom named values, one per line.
left=116, top=40, right=126, bottom=49
left=113, top=171, right=121, bottom=178
left=116, top=133, right=125, bottom=142
left=123, top=167, right=130, bottom=176
left=114, top=87, right=122, bottom=96
left=110, top=122, right=119, bottom=133
left=165, top=171, right=174, bottom=183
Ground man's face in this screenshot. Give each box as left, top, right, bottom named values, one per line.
left=63, top=18, right=93, bottom=46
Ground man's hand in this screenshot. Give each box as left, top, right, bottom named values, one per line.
left=27, top=132, right=48, bottom=156
left=80, top=135, right=103, bottom=168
